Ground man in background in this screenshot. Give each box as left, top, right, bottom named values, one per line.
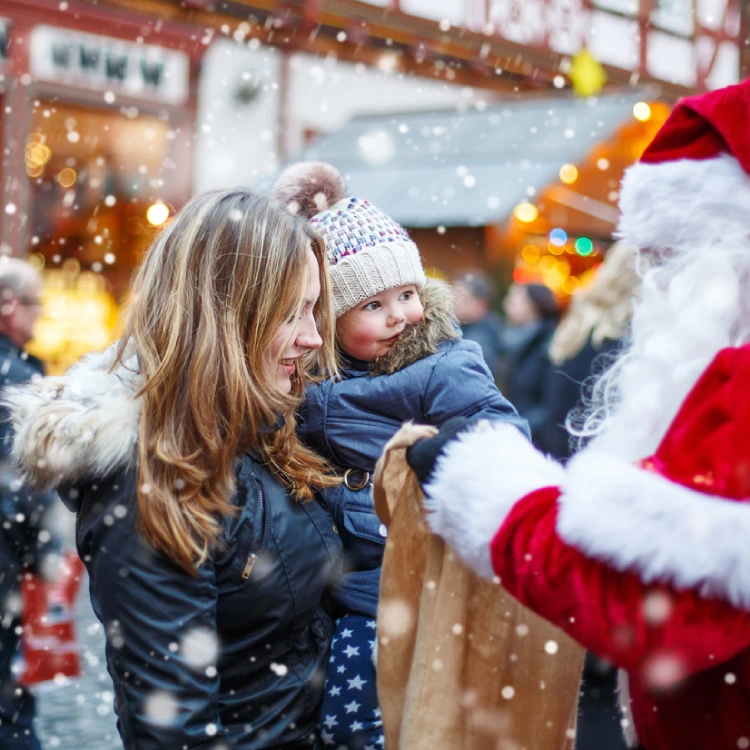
left=452, top=269, right=508, bottom=385
left=0, top=258, right=60, bottom=749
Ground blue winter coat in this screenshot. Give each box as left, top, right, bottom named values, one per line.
left=299, top=282, right=529, bottom=618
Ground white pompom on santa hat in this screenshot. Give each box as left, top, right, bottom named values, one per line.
left=618, top=79, right=750, bottom=253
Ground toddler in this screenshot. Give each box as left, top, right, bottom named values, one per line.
left=273, top=162, right=528, bottom=749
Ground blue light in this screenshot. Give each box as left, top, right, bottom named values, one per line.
left=549, top=228, right=567, bottom=247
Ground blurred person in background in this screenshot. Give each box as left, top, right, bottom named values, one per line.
left=0, top=258, right=61, bottom=749
left=502, top=282, right=560, bottom=445
left=2, top=190, right=343, bottom=749
left=452, top=269, right=507, bottom=384
left=537, top=241, right=641, bottom=750
left=539, top=242, right=640, bottom=461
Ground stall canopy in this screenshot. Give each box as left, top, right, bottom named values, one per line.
left=282, top=90, right=647, bottom=228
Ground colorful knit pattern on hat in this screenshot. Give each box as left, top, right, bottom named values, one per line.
left=311, top=197, right=426, bottom=317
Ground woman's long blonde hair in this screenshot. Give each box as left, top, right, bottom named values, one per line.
left=548, top=242, right=640, bottom=365
left=114, top=188, right=338, bottom=573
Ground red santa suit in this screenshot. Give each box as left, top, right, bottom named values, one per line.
left=419, top=80, right=750, bottom=750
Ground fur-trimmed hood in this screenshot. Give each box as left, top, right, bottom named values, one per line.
left=371, top=278, right=459, bottom=376
left=1, top=343, right=142, bottom=492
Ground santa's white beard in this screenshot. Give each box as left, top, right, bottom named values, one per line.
left=585, top=246, right=750, bottom=461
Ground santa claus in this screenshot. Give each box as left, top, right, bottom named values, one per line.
left=405, top=78, right=750, bottom=750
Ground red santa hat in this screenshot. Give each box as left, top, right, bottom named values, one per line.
left=618, top=79, right=750, bottom=253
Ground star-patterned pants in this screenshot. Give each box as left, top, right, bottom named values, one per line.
left=318, top=613, right=384, bottom=749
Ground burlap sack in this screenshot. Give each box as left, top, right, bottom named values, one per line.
left=374, top=423, right=584, bottom=750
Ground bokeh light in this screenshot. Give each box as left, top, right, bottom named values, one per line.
left=57, top=168, right=77, bottom=188
left=575, top=237, right=594, bottom=256
left=559, top=163, right=578, bottom=184
left=633, top=101, right=651, bottom=122
left=513, top=202, right=538, bottom=223
left=549, top=228, right=568, bottom=246
left=146, top=202, right=170, bottom=226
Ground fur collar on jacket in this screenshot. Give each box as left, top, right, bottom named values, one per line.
left=1, top=343, right=142, bottom=491
left=3, top=281, right=458, bottom=490
left=371, top=279, right=459, bottom=376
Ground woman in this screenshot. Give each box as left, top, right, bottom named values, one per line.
left=3, top=189, right=343, bottom=749
left=501, top=281, right=559, bottom=444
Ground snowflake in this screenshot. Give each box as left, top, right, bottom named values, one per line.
left=181, top=626, right=218, bottom=668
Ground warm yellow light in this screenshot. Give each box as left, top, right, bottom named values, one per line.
left=559, top=163, right=578, bottom=184
left=513, top=202, right=538, bottom=223
left=562, top=276, right=581, bottom=295
left=539, top=256, right=556, bottom=272
left=147, top=202, right=170, bottom=226
left=568, top=48, right=607, bottom=98
left=633, top=101, right=652, bottom=122
left=547, top=242, right=565, bottom=256
left=555, top=259, right=571, bottom=276
left=57, top=168, right=77, bottom=188
left=521, top=244, right=540, bottom=263
left=25, top=142, right=51, bottom=170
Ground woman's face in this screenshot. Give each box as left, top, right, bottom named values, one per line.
left=265, top=247, right=323, bottom=394
left=503, top=284, right=539, bottom=326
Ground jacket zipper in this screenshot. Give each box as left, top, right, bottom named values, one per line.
left=241, top=482, right=270, bottom=581
left=241, top=553, right=257, bottom=580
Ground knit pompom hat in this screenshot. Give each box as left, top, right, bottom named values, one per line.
left=273, top=161, right=426, bottom=318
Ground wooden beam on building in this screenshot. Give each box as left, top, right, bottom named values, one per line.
left=79, top=0, right=695, bottom=99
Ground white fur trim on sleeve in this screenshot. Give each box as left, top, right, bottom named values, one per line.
left=617, top=154, right=750, bottom=252
left=558, top=450, right=750, bottom=609
left=423, top=421, right=564, bottom=579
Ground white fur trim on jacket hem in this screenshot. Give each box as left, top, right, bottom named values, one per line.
left=423, top=421, right=564, bottom=579
left=558, top=450, right=750, bottom=610
left=617, top=154, right=750, bottom=252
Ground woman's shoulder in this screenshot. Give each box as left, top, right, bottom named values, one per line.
left=1, top=342, right=141, bottom=492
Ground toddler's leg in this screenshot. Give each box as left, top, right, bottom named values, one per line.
left=319, top=613, right=383, bottom=749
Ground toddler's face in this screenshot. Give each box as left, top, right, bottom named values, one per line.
left=336, top=285, right=424, bottom=362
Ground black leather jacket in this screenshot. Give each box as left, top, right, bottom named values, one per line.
left=70, top=456, right=342, bottom=749
left=1, top=344, right=342, bottom=748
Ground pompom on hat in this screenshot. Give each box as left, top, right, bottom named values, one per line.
left=272, top=161, right=426, bottom=318
left=617, top=79, right=750, bottom=254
